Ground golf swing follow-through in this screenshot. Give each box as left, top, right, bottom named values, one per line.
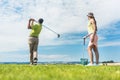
left=34, top=20, right=60, bottom=38
left=28, top=18, right=60, bottom=65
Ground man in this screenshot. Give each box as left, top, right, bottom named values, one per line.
left=28, top=18, right=44, bottom=65
left=84, top=12, right=99, bottom=66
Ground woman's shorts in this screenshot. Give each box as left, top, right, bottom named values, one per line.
left=88, top=34, right=98, bottom=47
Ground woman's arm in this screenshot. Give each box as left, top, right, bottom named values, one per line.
left=83, top=33, right=92, bottom=39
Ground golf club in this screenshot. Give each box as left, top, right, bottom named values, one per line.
left=80, top=35, right=88, bottom=65
left=35, top=20, right=60, bottom=38
left=42, top=25, right=60, bottom=38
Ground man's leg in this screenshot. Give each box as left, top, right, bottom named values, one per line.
left=28, top=37, right=34, bottom=65
left=33, top=38, right=39, bottom=65
left=29, top=44, right=34, bottom=64
left=33, top=51, right=38, bottom=65
left=33, top=51, right=38, bottom=59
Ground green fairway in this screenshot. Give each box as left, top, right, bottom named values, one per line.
left=0, top=64, right=119, bottom=80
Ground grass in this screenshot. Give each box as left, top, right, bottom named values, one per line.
left=0, top=64, right=120, bottom=80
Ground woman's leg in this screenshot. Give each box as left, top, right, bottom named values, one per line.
left=93, top=34, right=99, bottom=64
left=93, top=45, right=99, bottom=64
left=88, top=45, right=94, bottom=64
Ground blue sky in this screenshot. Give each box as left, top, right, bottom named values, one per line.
left=0, top=0, right=120, bottom=62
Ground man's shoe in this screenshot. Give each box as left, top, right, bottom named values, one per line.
left=33, top=58, right=38, bottom=65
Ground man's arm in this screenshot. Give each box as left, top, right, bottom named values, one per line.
left=28, top=18, right=35, bottom=29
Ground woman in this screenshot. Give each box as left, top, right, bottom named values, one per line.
left=84, top=12, right=99, bottom=65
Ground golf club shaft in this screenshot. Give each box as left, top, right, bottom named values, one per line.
left=34, top=21, right=59, bottom=35
left=42, top=25, right=58, bottom=35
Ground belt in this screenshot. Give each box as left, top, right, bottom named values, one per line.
left=30, top=36, right=38, bottom=38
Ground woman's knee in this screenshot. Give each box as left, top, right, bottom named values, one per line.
left=93, top=45, right=98, bottom=51
left=88, top=46, right=92, bottom=51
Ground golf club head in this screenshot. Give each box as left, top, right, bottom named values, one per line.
left=58, top=34, right=60, bottom=38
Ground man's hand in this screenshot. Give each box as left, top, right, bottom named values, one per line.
left=29, top=18, right=35, bottom=22
left=28, top=18, right=35, bottom=29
